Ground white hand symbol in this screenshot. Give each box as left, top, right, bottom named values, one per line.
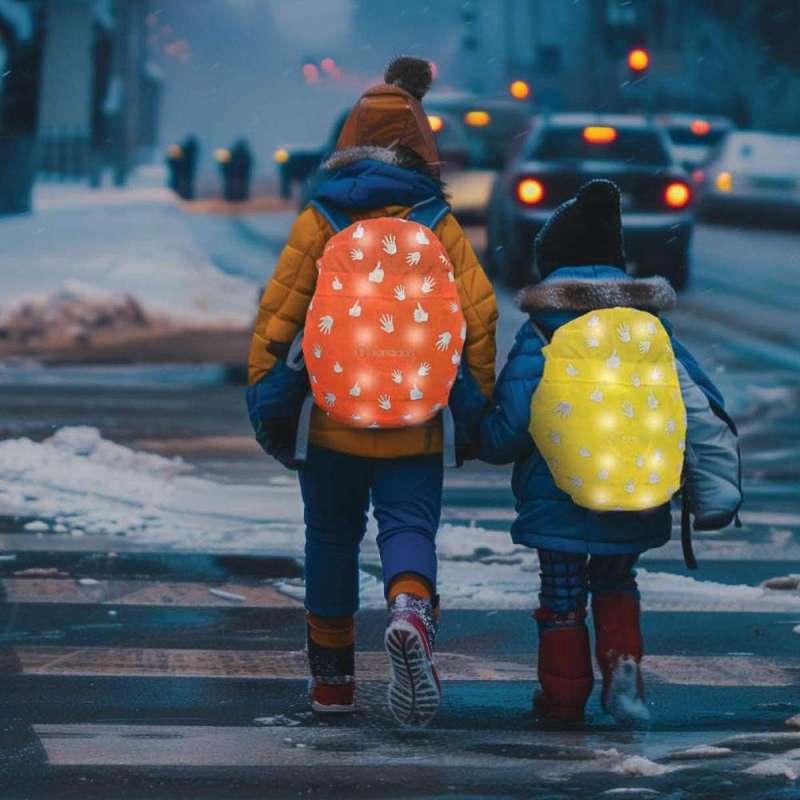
left=391, top=369, right=403, bottom=384
left=420, top=275, right=436, bottom=294
left=324, top=392, right=336, bottom=407
left=639, top=340, right=651, bottom=355
left=352, top=222, right=365, bottom=240
left=318, top=316, right=334, bottom=335
left=415, top=228, right=429, bottom=245
left=368, top=262, right=384, bottom=283
left=585, top=336, right=600, bottom=349
left=459, top=321, right=467, bottom=341
left=379, top=314, right=395, bottom=333
left=348, top=299, right=362, bottom=317
left=617, top=322, right=631, bottom=343
left=435, top=331, right=452, bottom=351
left=332, top=276, right=343, bottom=291
left=447, top=271, right=455, bottom=283
left=438, top=253, right=450, bottom=266
left=402, top=413, right=413, bottom=421
left=409, top=385, right=423, bottom=401
left=606, top=350, right=621, bottom=369
left=449, top=302, right=458, bottom=313
left=313, top=344, right=322, bottom=359
left=350, top=248, right=364, bottom=261
left=393, top=284, right=406, bottom=301
left=382, top=234, right=397, bottom=255
left=333, top=362, right=343, bottom=373
left=349, top=383, right=361, bottom=397
left=378, top=395, right=392, bottom=410
left=417, top=362, right=431, bottom=377
left=451, top=350, right=461, bottom=365
left=413, top=302, right=429, bottom=323
left=406, top=251, right=421, bottom=267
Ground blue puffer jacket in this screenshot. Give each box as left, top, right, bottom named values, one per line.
left=471, top=266, right=734, bottom=555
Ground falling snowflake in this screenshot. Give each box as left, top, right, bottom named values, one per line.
left=381, top=234, right=397, bottom=255
left=368, top=262, right=384, bottom=283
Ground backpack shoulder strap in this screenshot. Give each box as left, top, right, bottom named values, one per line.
left=407, top=196, right=450, bottom=230
left=308, top=198, right=353, bottom=234
left=529, top=320, right=551, bottom=346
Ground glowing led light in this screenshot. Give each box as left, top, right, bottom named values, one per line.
left=716, top=171, right=733, bottom=192
left=214, top=148, right=231, bottom=163
left=583, top=126, right=618, bottom=144
left=665, top=182, right=691, bottom=208
left=274, top=148, right=290, bottom=164
left=690, top=119, right=711, bottom=136
left=427, top=114, right=443, bottom=133
left=517, top=178, right=544, bottom=205
left=509, top=79, right=531, bottom=100
left=627, top=48, right=650, bottom=72
left=465, top=110, right=491, bottom=127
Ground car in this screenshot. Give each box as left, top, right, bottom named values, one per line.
left=697, top=131, right=800, bottom=226
left=486, top=113, right=694, bottom=289
left=656, top=113, right=733, bottom=176
left=274, top=93, right=529, bottom=222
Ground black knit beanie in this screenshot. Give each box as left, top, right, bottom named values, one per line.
left=533, top=179, right=626, bottom=279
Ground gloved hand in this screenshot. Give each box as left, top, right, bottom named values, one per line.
left=255, top=418, right=299, bottom=471
left=448, top=359, right=490, bottom=464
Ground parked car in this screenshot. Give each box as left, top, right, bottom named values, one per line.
left=656, top=113, right=733, bottom=176
left=274, top=93, right=529, bottom=222
left=697, top=131, right=800, bottom=226
left=486, top=113, right=694, bottom=288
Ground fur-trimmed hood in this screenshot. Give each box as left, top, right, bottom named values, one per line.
left=322, top=145, right=399, bottom=172
left=518, top=267, right=676, bottom=315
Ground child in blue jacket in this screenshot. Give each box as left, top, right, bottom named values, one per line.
left=453, top=180, right=741, bottom=724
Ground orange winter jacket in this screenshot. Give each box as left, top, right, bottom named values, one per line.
left=248, top=203, right=498, bottom=458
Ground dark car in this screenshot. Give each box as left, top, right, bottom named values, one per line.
left=486, top=114, right=694, bottom=289
left=275, top=93, right=529, bottom=222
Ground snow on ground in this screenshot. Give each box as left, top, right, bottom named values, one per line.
left=3, top=427, right=800, bottom=614
left=0, top=173, right=258, bottom=334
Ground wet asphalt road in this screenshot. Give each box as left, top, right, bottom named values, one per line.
left=1, top=219, right=800, bottom=798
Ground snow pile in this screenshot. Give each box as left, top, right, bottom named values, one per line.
left=0, top=282, right=147, bottom=347
left=762, top=574, right=800, bottom=591
left=786, top=714, right=800, bottom=729
left=744, top=757, right=798, bottom=780
left=612, top=755, right=672, bottom=777
left=667, top=745, right=733, bottom=760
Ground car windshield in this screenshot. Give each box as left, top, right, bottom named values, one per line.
left=667, top=127, right=727, bottom=146
left=528, top=126, right=671, bottom=167
left=429, top=107, right=529, bottom=170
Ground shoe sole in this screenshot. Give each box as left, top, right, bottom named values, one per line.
left=311, top=700, right=355, bottom=714
left=385, top=621, right=440, bottom=727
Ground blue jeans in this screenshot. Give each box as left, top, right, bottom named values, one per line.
left=538, top=548, right=639, bottom=619
left=298, top=445, right=444, bottom=617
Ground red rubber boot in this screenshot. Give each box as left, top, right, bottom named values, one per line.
left=533, top=609, right=594, bottom=724
left=592, top=593, right=648, bottom=724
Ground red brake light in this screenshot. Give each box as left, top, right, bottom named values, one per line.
left=583, top=126, right=617, bottom=144
left=690, top=119, right=711, bottom=136
left=517, top=178, right=544, bottom=205
left=665, top=182, right=691, bottom=208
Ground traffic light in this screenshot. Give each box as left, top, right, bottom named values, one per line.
left=627, top=47, right=649, bottom=74
left=509, top=79, right=531, bottom=101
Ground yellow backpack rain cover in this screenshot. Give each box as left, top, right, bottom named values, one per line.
left=530, top=308, right=686, bottom=512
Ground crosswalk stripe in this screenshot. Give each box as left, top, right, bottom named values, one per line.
left=1, top=578, right=301, bottom=608
left=14, top=647, right=800, bottom=686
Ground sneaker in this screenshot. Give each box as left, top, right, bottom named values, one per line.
left=384, top=593, right=441, bottom=727
left=310, top=677, right=355, bottom=714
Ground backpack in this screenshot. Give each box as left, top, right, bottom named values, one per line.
left=295, top=197, right=465, bottom=463
left=529, top=307, right=687, bottom=512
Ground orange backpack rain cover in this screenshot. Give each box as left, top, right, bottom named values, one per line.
left=303, top=217, right=465, bottom=429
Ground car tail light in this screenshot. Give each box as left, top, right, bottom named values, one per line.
left=690, top=119, right=711, bottom=136
left=691, top=168, right=705, bottom=185
left=516, top=178, right=544, bottom=205
left=664, top=182, right=691, bottom=208
left=583, top=126, right=617, bottom=144
left=427, top=114, right=443, bottom=133
left=716, top=171, right=733, bottom=192
left=464, top=110, right=491, bottom=127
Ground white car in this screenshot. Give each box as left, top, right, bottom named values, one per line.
left=699, top=131, right=800, bottom=224
left=657, top=114, right=733, bottom=175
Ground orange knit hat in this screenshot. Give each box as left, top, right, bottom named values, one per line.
left=335, top=57, right=440, bottom=174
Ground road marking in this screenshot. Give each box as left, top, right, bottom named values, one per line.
left=14, top=647, right=800, bottom=686
left=1, top=578, right=301, bottom=608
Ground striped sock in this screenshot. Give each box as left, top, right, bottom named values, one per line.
left=387, top=572, right=432, bottom=604
left=306, top=612, right=355, bottom=680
